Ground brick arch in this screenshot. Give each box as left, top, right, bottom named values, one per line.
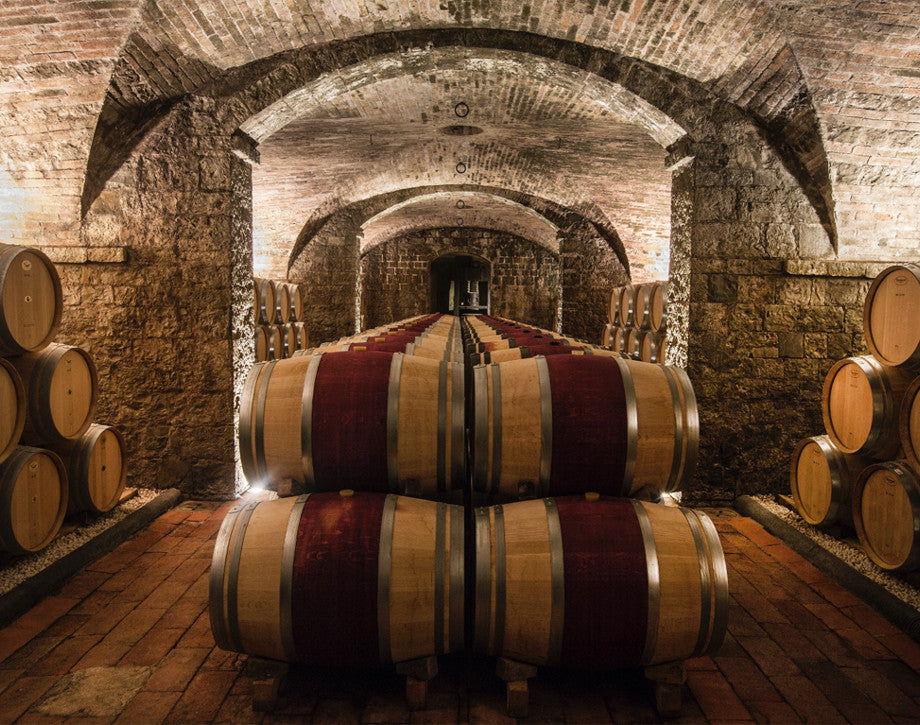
left=286, top=183, right=630, bottom=276
left=358, top=191, right=562, bottom=254
left=83, top=28, right=834, bottom=248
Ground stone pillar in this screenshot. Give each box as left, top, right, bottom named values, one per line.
left=69, top=96, right=246, bottom=498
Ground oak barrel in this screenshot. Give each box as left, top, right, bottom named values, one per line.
left=239, top=351, right=465, bottom=498
left=617, top=285, right=636, bottom=327
left=287, top=283, right=305, bottom=322
left=11, top=343, right=98, bottom=443
left=789, top=435, right=865, bottom=529
left=50, top=423, right=126, bottom=514
left=210, top=491, right=464, bottom=665
left=0, top=244, right=63, bottom=355
left=900, top=375, right=920, bottom=473
left=639, top=330, right=667, bottom=364
left=852, top=461, right=920, bottom=571
left=821, top=355, right=913, bottom=458
left=291, top=321, right=309, bottom=351
left=0, top=358, right=25, bottom=463
left=608, top=287, right=621, bottom=324
left=634, top=281, right=668, bottom=333
left=864, top=264, right=920, bottom=369
left=255, top=325, right=281, bottom=362
left=275, top=283, right=291, bottom=324
left=473, top=495, right=728, bottom=667
left=471, top=355, right=698, bottom=501
left=253, top=278, right=276, bottom=325
left=625, top=328, right=645, bottom=360
left=0, top=446, right=68, bottom=554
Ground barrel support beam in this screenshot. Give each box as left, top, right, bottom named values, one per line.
left=396, top=655, right=438, bottom=710
left=645, top=660, right=686, bottom=718
left=246, top=656, right=289, bottom=712
left=496, top=657, right=538, bottom=718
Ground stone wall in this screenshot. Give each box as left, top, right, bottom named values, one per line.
left=360, top=228, right=561, bottom=331
left=62, top=96, right=246, bottom=499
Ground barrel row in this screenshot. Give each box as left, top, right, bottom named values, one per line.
left=253, top=277, right=306, bottom=325
left=791, top=264, right=920, bottom=572
left=299, top=313, right=464, bottom=364
left=605, top=281, right=669, bottom=363
left=255, top=322, right=310, bottom=362
left=239, top=342, right=699, bottom=503
left=0, top=244, right=127, bottom=555
left=463, top=314, right=611, bottom=365
left=0, top=345, right=127, bottom=554
left=210, top=491, right=728, bottom=671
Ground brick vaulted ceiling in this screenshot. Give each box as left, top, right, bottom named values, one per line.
left=93, top=0, right=829, bottom=282
left=7, top=1, right=920, bottom=271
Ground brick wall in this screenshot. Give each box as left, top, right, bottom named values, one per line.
left=361, top=228, right=561, bottom=331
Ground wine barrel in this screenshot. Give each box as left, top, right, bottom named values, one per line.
left=277, top=324, right=298, bottom=358
left=626, top=328, right=645, bottom=360
left=471, top=355, right=698, bottom=501
left=239, top=351, right=464, bottom=498
left=853, top=461, right=920, bottom=571
left=210, top=491, right=464, bottom=665
left=618, top=285, right=636, bottom=327
left=49, top=423, right=126, bottom=514
left=0, top=446, right=68, bottom=554
left=900, top=375, right=920, bottom=473
left=821, top=355, right=913, bottom=459
left=255, top=325, right=281, bottom=362
left=473, top=495, right=728, bottom=667
left=0, top=358, right=25, bottom=463
left=253, top=278, right=277, bottom=325
left=608, top=287, right=621, bottom=324
left=287, top=283, right=305, bottom=322
left=0, top=244, right=63, bottom=355
left=789, top=435, right=865, bottom=529
left=11, top=343, right=98, bottom=443
left=640, top=330, right=667, bottom=364
left=291, top=321, right=309, bottom=350
left=864, top=264, right=920, bottom=370
left=635, top=281, right=668, bottom=333
left=276, top=283, right=292, bottom=324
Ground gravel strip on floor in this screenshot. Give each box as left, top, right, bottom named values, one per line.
left=749, top=494, right=920, bottom=614
left=0, top=489, right=160, bottom=597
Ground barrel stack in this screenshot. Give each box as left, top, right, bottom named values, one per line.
left=0, top=243, right=127, bottom=557
left=216, top=308, right=727, bottom=718
left=605, top=281, right=669, bottom=363
left=254, top=278, right=309, bottom=361
left=790, top=263, right=920, bottom=573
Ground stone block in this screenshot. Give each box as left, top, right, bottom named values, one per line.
left=779, top=332, right=804, bottom=358
left=708, top=274, right=738, bottom=303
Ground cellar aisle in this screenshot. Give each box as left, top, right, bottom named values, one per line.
left=0, top=494, right=918, bottom=724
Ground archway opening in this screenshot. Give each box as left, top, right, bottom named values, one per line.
left=430, top=253, right=491, bottom=315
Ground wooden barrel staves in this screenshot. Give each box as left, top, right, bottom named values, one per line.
left=276, top=283, right=292, bottom=324
left=0, top=358, right=25, bottom=463
left=864, top=264, right=920, bottom=370
left=11, top=343, right=98, bottom=443
left=238, top=351, right=465, bottom=499
left=0, top=243, right=63, bottom=355
left=821, top=355, right=913, bottom=459
left=471, top=355, right=698, bottom=501
left=473, top=495, right=728, bottom=667
left=853, top=461, right=920, bottom=572
left=618, top=285, right=636, bottom=327
left=0, top=446, right=68, bottom=554
left=789, top=435, right=865, bottom=529
left=209, top=491, right=464, bottom=665
left=253, top=278, right=277, bottom=325
left=50, top=423, right=126, bottom=514
left=900, top=375, right=920, bottom=473
left=287, top=283, right=305, bottom=322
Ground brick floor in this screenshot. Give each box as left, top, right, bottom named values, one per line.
left=0, top=497, right=919, bottom=723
